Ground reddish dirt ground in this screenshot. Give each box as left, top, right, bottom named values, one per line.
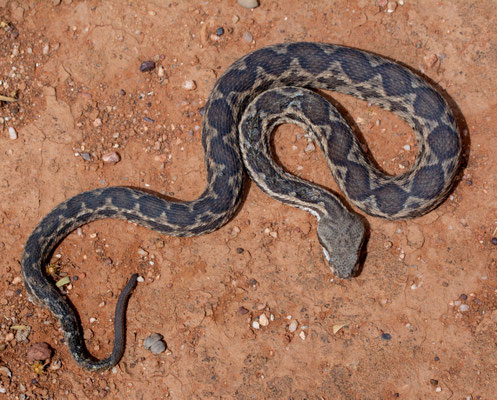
left=1, top=1, right=497, bottom=399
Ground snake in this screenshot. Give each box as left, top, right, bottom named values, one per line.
left=20, top=42, right=461, bottom=371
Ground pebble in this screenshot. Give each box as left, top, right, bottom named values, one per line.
left=237, top=0, right=259, bottom=8
left=8, top=127, right=17, bottom=140
left=11, top=276, right=21, bottom=285
left=252, top=320, right=260, bottom=330
left=80, top=153, right=91, bottom=161
left=459, top=304, right=469, bottom=312
left=102, top=152, right=120, bottom=164
left=140, top=61, right=156, bottom=72
left=305, top=143, right=316, bottom=152
left=0, top=366, right=11, bottom=378
left=387, top=1, right=397, bottom=12
left=403, top=144, right=411, bottom=151
left=243, top=32, right=253, bottom=43
left=26, top=342, right=52, bottom=362
left=288, top=320, right=298, bottom=333
left=93, top=118, right=102, bottom=128
left=43, top=44, right=50, bottom=55
left=239, top=306, right=249, bottom=315
left=150, top=340, right=166, bottom=354
left=143, top=333, right=167, bottom=354
left=299, top=331, right=306, bottom=340
left=216, top=27, right=224, bottom=36
left=15, top=326, right=31, bottom=342
left=381, top=333, right=392, bottom=340
left=491, top=237, right=497, bottom=245
left=259, top=314, right=269, bottom=327
left=182, top=80, right=196, bottom=91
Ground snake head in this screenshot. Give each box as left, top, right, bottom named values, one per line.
left=316, top=212, right=366, bottom=279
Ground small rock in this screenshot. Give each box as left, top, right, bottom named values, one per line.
left=403, top=144, right=411, bottom=151
left=140, top=61, right=156, bottom=72
left=150, top=340, right=166, bottom=354
left=0, top=366, right=12, bottom=378
left=216, top=27, right=224, bottom=36
left=252, top=320, right=260, bottom=330
left=93, top=118, right=102, bottom=128
left=288, top=320, right=298, bottom=333
left=182, top=80, right=196, bottom=91
left=305, top=143, right=316, bottom=152
left=232, top=15, right=240, bottom=23
left=80, top=153, right=91, bottom=161
left=43, top=44, right=50, bottom=55
left=387, top=1, right=397, bottom=12
left=15, top=326, right=31, bottom=342
left=259, top=314, right=269, bottom=327
left=430, top=379, right=439, bottom=386
left=49, top=359, right=62, bottom=370
left=332, top=323, right=348, bottom=334
left=138, top=248, right=148, bottom=257
left=237, top=0, right=259, bottom=8
left=27, top=342, right=52, bottom=362
left=239, top=306, right=249, bottom=315
left=243, top=32, right=253, bottom=43
left=491, top=237, right=497, bottom=245
left=381, top=333, right=392, bottom=340
left=143, top=333, right=163, bottom=350
left=299, top=331, right=306, bottom=340
left=8, top=127, right=17, bottom=140
left=459, top=304, right=469, bottom=312
left=53, top=0, right=62, bottom=5
left=102, top=152, right=120, bottom=164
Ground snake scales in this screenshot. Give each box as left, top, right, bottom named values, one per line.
left=21, top=42, right=461, bottom=371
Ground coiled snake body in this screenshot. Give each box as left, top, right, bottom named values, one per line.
left=21, top=42, right=461, bottom=371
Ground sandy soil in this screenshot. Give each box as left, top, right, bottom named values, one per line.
left=1, top=0, right=496, bottom=399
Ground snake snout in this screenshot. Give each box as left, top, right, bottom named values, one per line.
left=317, top=213, right=366, bottom=279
